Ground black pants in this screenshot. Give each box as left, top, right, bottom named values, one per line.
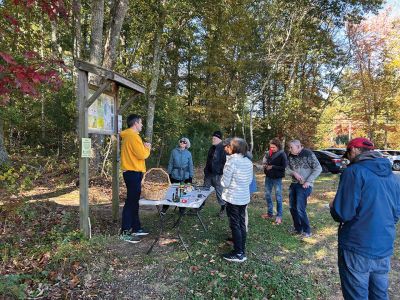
left=162, top=177, right=192, bottom=213
left=121, top=171, right=143, bottom=232
left=226, top=202, right=247, bottom=254
left=204, top=174, right=225, bottom=206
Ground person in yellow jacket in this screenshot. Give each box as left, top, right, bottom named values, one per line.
left=120, top=114, right=151, bottom=243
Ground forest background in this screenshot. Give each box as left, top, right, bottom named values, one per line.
left=1, top=0, right=400, bottom=298
left=1, top=0, right=400, bottom=171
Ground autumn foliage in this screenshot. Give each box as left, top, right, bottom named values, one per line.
left=0, top=51, right=65, bottom=104
left=12, top=0, right=68, bottom=19
left=0, top=0, right=68, bottom=105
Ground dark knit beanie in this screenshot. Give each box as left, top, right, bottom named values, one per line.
left=212, top=130, right=222, bottom=140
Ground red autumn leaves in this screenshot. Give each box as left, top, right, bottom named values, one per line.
left=0, top=51, right=64, bottom=105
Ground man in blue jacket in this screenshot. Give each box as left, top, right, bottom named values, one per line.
left=330, top=137, right=400, bottom=300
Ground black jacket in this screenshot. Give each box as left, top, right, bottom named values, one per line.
left=204, top=143, right=226, bottom=176
left=264, top=150, right=287, bottom=179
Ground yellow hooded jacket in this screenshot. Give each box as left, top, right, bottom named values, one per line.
left=120, top=128, right=150, bottom=172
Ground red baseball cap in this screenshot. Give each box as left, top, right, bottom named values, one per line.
left=347, top=137, right=374, bottom=150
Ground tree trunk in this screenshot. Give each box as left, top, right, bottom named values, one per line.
left=145, top=3, right=166, bottom=143
left=72, top=0, right=82, bottom=60
left=0, top=116, right=9, bottom=166
left=89, top=0, right=104, bottom=66
left=50, top=20, right=64, bottom=154
left=89, top=0, right=104, bottom=87
left=73, top=0, right=82, bottom=136
left=156, top=138, right=165, bottom=167
left=40, top=19, right=46, bottom=142
left=348, top=121, right=352, bottom=141
left=103, top=0, right=129, bottom=70
left=87, top=0, right=106, bottom=173
left=241, top=103, right=246, bottom=141
left=187, top=56, right=193, bottom=106
left=41, top=98, right=45, bottom=140
left=249, top=102, right=254, bottom=153
left=50, top=20, right=62, bottom=57
left=384, top=126, right=388, bottom=149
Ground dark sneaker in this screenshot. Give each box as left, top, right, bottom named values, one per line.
left=160, top=206, right=168, bottom=215
left=222, top=252, right=247, bottom=263
left=218, top=206, right=226, bottom=218
left=133, top=229, right=149, bottom=236
left=119, top=231, right=141, bottom=243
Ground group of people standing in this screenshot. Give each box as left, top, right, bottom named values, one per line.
left=118, top=114, right=400, bottom=299
left=262, top=138, right=322, bottom=238
left=117, top=114, right=323, bottom=261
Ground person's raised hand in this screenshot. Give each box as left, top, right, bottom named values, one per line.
left=293, top=172, right=304, bottom=183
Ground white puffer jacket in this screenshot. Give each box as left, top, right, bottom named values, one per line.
left=221, top=153, right=253, bottom=205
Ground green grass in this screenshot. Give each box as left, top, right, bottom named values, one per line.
left=1, top=199, right=106, bottom=299
left=2, top=172, right=399, bottom=299
left=133, top=174, right=342, bottom=299
left=146, top=206, right=327, bottom=299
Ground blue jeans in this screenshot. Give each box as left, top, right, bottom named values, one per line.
left=121, top=171, right=143, bottom=232
left=289, top=183, right=312, bottom=234
left=338, top=248, right=390, bottom=300
left=264, top=177, right=283, bottom=217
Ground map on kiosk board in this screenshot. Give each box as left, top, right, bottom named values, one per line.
left=88, top=88, right=115, bottom=135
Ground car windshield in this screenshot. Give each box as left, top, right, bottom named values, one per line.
left=323, top=148, right=346, bottom=155
left=315, top=150, right=341, bottom=158
left=386, top=151, right=399, bottom=156
left=378, top=150, right=390, bottom=156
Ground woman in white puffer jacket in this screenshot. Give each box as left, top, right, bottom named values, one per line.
left=220, top=137, right=253, bottom=263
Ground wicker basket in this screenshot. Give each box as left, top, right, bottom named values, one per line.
left=141, top=168, right=171, bottom=200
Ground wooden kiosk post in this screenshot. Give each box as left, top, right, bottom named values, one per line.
left=75, top=60, right=145, bottom=237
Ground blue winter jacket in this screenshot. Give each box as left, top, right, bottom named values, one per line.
left=330, top=151, right=400, bottom=259
left=167, top=148, right=194, bottom=181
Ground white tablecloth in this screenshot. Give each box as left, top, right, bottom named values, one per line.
left=140, top=185, right=215, bottom=209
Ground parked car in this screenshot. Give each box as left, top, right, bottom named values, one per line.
left=376, top=150, right=397, bottom=171
left=322, top=148, right=346, bottom=156
left=313, top=150, right=346, bottom=174
left=384, top=150, right=400, bottom=171
left=322, top=148, right=399, bottom=171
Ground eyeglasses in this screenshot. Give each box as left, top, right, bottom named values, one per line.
left=180, top=140, right=187, bottom=144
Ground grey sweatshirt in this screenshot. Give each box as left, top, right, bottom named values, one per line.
left=286, top=148, right=322, bottom=186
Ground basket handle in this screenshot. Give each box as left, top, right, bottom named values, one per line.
left=141, top=168, right=171, bottom=185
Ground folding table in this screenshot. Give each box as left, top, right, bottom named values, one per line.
left=139, top=185, right=215, bottom=258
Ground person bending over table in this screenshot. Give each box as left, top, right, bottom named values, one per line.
left=220, top=138, right=253, bottom=263
left=161, top=137, right=194, bottom=215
